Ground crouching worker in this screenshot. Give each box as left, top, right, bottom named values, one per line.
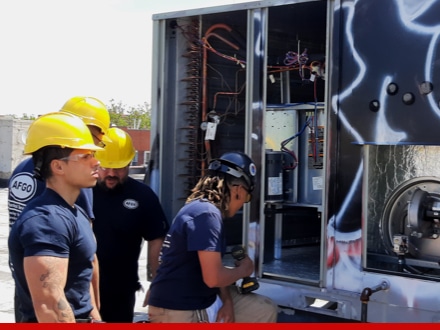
left=147, top=152, right=278, bottom=323
left=8, top=112, right=103, bottom=322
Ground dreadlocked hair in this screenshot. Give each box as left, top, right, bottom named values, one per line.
left=186, top=174, right=231, bottom=218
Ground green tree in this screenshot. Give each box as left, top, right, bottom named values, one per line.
left=4, top=113, right=36, bottom=120
left=107, top=99, right=129, bottom=127
left=107, top=99, right=151, bottom=129
left=23, top=114, right=37, bottom=120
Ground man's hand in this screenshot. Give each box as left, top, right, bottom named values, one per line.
left=233, top=255, right=254, bottom=278
left=216, top=300, right=234, bottom=323
left=142, top=288, right=151, bottom=307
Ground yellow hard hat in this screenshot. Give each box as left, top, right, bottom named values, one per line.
left=95, top=127, right=135, bottom=168
left=24, top=112, right=104, bottom=155
left=60, top=96, right=111, bottom=139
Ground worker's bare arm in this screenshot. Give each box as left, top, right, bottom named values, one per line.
left=24, top=255, right=75, bottom=323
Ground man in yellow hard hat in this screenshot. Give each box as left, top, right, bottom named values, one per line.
left=60, top=96, right=112, bottom=148
left=7, top=96, right=111, bottom=322
left=8, top=112, right=104, bottom=322
left=8, top=96, right=111, bottom=228
left=92, top=127, right=169, bottom=323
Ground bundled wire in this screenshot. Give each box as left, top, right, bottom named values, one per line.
left=284, top=48, right=308, bottom=66
left=284, top=48, right=309, bottom=79
left=280, top=115, right=313, bottom=170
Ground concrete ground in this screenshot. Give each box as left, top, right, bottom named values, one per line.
left=0, top=188, right=14, bottom=322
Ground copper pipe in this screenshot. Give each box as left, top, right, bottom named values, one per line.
left=212, top=91, right=242, bottom=111
left=201, top=23, right=239, bottom=174
left=204, top=32, right=240, bottom=52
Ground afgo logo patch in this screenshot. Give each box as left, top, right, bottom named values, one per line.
left=123, top=199, right=139, bottom=210
left=9, top=173, right=37, bottom=202
left=248, top=163, right=257, bottom=177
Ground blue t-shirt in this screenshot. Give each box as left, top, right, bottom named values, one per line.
left=8, top=158, right=94, bottom=228
left=148, top=199, right=225, bottom=310
left=8, top=188, right=96, bottom=321
left=92, top=176, right=169, bottom=291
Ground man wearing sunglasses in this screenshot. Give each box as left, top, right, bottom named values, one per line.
left=8, top=112, right=104, bottom=322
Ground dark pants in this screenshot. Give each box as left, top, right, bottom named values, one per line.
left=100, top=289, right=136, bottom=323
left=14, top=288, right=22, bottom=322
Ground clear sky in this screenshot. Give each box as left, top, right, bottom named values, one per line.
left=0, top=0, right=254, bottom=116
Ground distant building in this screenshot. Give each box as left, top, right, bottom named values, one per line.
left=0, top=117, right=151, bottom=187
left=119, top=128, right=150, bottom=166
left=0, top=116, right=32, bottom=187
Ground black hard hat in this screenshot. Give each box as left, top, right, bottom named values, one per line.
left=208, top=151, right=257, bottom=192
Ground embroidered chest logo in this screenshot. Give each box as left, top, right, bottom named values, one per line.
left=9, top=173, right=37, bottom=202
left=123, top=199, right=139, bottom=210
